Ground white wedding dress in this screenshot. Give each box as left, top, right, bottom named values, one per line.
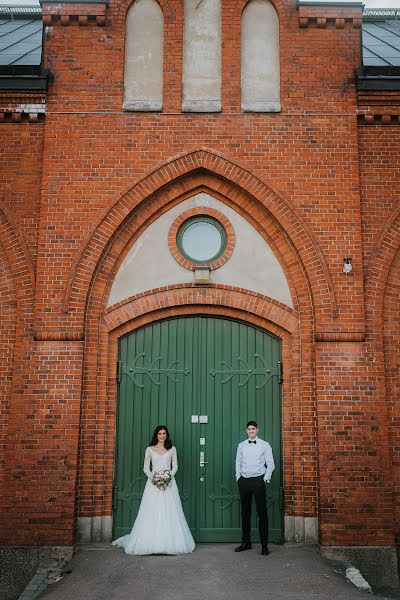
left=112, top=446, right=195, bottom=555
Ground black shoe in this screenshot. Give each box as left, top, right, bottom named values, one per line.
left=234, top=543, right=252, bottom=552
left=261, top=546, right=270, bottom=556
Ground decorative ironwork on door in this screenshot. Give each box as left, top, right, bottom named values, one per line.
left=120, top=353, right=191, bottom=388
left=210, top=354, right=281, bottom=388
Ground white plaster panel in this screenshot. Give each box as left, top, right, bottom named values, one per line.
left=108, top=193, right=293, bottom=308
left=123, top=0, right=163, bottom=112
left=241, top=0, right=280, bottom=112
left=182, top=0, right=221, bottom=112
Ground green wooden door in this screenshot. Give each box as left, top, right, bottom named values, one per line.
left=113, top=317, right=283, bottom=543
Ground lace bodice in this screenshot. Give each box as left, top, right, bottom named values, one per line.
left=144, top=446, right=178, bottom=479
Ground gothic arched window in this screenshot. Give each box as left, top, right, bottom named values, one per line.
left=241, top=0, right=280, bottom=112
left=123, top=0, right=164, bottom=112
left=182, top=0, right=222, bottom=112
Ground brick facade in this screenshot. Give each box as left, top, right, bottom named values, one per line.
left=1, top=0, right=399, bottom=587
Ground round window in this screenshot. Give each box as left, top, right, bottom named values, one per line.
left=177, top=217, right=227, bottom=264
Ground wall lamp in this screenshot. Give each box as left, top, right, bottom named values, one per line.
left=343, top=257, right=352, bottom=274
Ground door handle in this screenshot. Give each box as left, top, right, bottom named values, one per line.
left=200, top=452, right=208, bottom=467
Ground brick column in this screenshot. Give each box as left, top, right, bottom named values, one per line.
left=316, top=341, right=397, bottom=587
left=4, top=341, right=84, bottom=546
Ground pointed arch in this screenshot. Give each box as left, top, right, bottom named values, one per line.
left=0, top=203, right=36, bottom=492
left=365, top=207, right=400, bottom=324
left=75, top=152, right=321, bottom=527
left=0, top=202, right=35, bottom=317
left=62, top=148, right=337, bottom=325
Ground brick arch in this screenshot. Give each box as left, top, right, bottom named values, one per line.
left=234, top=0, right=288, bottom=20
left=103, top=285, right=299, bottom=335
left=75, top=167, right=319, bottom=524
left=102, top=177, right=303, bottom=319
left=76, top=281, right=313, bottom=523
left=0, top=204, right=35, bottom=498
left=77, top=274, right=317, bottom=525
left=365, top=207, right=400, bottom=326
left=0, top=241, right=17, bottom=490
left=63, top=148, right=336, bottom=323
left=0, top=202, right=35, bottom=321
left=114, top=0, right=172, bottom=23
left=105, top=289, right=297, bottom=399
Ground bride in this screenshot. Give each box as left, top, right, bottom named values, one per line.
left=112, top=425, right=195, bottom=555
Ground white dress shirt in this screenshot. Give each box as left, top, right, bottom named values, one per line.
left=235, top=437, right=275, bottom=483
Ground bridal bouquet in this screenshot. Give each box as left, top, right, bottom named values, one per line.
left=152, top=469, right=172, bottom=490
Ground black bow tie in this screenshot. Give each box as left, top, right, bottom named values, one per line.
left=248, top=440, right=256, bottom=444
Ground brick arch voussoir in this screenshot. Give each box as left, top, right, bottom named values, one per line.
left=103, top=285, right=299, bottom=336
left=233, top=0, right=288, bottom=20
left=0, top=203, right=35, bottom=318
left=64, top=148, right=336, bottom=320
left=113, top=0, right=172, bottom=24
left=365, top=208, right=400, bottom=323
left=93, top=173, right=304, bottom=321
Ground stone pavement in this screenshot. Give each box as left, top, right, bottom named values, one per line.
left=38, top=543, right=386, bottom=600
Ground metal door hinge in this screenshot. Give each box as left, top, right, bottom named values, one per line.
left=277, top=361, right=283, bottom=384
left=117, top=360, right=122, bottom=384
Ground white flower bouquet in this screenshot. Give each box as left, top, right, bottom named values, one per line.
left=152, top=469, right=172, bottom=490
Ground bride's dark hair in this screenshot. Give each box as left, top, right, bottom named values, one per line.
left=150, top=425, right=173, bottom=450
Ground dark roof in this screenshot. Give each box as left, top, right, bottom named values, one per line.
left=358, top=9, right=400, bottom=90
left=0, top=6, right=47, bottom=89
left=362, top=10, right=400, bottom=67
left=0, top=6, right=42, bottom=66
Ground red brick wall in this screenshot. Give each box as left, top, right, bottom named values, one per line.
left=0, top=245, right=16, bottom=489
left=31, top=0, right=367, bottom=547
left=1, top=0, right=399, bottom=550
left=35, top=0, right=364, bottom=337
left=2, top=342, right=83, bottom=545
left=384, top=249, right=400, bottom=536
left=359, top=123, right=400, bottom=539
left=0, top=123, right=44, bottom=267
left=316, top=342, right=394, bottom=545
left=359, top=126, right=400, bottom=274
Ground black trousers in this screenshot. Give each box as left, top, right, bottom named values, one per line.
left=237, top=475, right=268, bottom=547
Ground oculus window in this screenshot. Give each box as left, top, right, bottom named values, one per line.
left=177, top=217, right=227, bottom=264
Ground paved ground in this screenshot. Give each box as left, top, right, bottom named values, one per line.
left=39, top=543, right=386, bottom=600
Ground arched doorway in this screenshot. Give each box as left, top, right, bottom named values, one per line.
left=113, top=316, right=283, bottom=543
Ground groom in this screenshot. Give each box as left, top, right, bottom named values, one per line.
left=234, top=421, right=275, bottom=556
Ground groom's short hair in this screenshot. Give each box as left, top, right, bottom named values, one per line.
left=246, top=420, right=258, bottom=428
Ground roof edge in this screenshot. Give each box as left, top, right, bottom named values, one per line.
left=297, top=1, right=364, bottom=7
left=0, top=71, right=49, bottom=92
left=0, top=5, right=42, bottom=18
left=357, top=67, right=400, bottom=91
left=40, top=0, right=109, bottom=4
left=363, top=8, right=400, bottom=21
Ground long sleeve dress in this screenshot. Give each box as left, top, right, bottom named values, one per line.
left=112, top=446, right=195, bottom=555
